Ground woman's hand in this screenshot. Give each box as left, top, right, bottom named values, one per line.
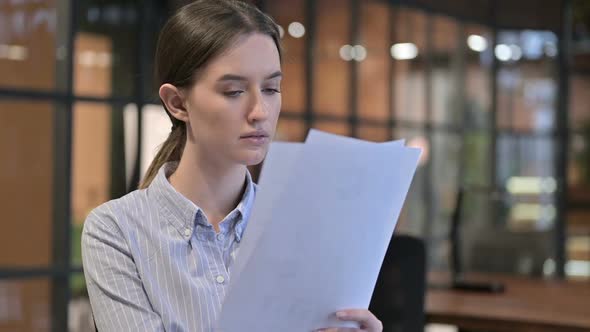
left=314, top=309, right=383, bottom=332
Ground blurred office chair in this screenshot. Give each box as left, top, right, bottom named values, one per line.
left=463, top=227, right=553, bottom=276
left=369, top=235, right=426, bottom=332
left=452, top=186, right=553, bottom=278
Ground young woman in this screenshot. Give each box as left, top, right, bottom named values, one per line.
left=82, top=1, right=382, bottom=331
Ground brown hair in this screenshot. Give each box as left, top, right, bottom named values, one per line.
left=140, top=0, right=282, bottom=189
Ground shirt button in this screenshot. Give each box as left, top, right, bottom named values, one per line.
left=184, top=228, right=191, bottom=237
left=216, top=233, right=224, bottom=241
left=215, top=275, right=226, bottom=284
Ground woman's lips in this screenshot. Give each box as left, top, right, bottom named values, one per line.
left=240, top=134, right=269, bottom=145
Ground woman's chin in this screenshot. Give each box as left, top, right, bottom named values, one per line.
left=237, top=150, right=267, bottom=166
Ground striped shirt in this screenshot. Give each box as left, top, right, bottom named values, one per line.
left=82, top=162, right=256, bottom=332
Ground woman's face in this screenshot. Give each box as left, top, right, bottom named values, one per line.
left=184, top=33, right=282, bottom=167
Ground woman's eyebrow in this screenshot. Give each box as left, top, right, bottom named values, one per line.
left=217, top=71, right=283, bottom=82
left=265, top=71, right=282, bottom=80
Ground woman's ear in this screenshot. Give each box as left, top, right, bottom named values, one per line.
left=159, top=83, right=190, bottom=123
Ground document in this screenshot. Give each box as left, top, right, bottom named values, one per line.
left=217, top=130, right=421, bottom=332
left=231, top=132, right=406, bottom=279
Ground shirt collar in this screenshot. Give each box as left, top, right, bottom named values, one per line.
left=148, top=162, right=256, bottom=242
left=234, top=171, right=256, bottom=242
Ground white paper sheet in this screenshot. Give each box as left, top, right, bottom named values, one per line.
left=230, top=142, right=304, bottom=279
left=305, top=129, right=406, bottom=147
left=217, top=131, right=421, bottom=332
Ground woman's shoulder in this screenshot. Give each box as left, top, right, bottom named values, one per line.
left=83, top=188, right=150, bottom=235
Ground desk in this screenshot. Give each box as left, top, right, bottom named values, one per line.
left=426, top=272, right=590, bottom=332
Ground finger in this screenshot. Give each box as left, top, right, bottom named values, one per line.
left=335, top=310, right=383, bottom=332
left=314, top=328, right=359, bottom=332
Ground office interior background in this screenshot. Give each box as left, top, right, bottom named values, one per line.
left=0, top=0, right=589, bottom=331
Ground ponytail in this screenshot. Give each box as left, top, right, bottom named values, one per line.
left=139, top=123, right=186, bottom=189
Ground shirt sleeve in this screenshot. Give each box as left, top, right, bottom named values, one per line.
left=82, top=208, right=165, bottom=331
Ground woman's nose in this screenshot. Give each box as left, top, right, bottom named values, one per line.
left=247, top=92, right=269, bottom=123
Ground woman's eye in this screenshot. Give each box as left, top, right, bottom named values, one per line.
left=223, top=90, right=244, bottom=97
left=263, top=88, right=281, bottom=95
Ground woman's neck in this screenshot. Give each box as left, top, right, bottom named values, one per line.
left=168, top=151, right=247, bottom=232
